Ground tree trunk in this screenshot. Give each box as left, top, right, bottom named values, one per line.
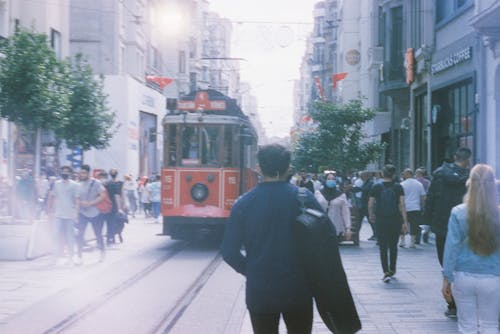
left=34, top=128, right=41, bottom=179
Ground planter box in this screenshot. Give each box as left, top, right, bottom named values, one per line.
left=0, top=219, right=52, bottom=260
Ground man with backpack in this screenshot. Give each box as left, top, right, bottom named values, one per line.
left=76, top=164, right=107, bottom=263
left=424, top=147, right=471, bottom=318
left=368, top=164, right=407, bottom=283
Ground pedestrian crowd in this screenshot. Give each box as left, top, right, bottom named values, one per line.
left=223, top=144, right=500, bottom=334
left=38, top=165, right=160, bottom=266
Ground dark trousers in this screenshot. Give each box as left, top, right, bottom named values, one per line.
left=355, top=208, right=376, bottom=237
left=77, top=214, right=104, bottom=256
left=103, top=212, right=114, bottom=241
left=249, top=304, right=313, bottom=334
left=376, top=222, right=401, bottom=274
left=436, top=233, right=456, bottom=309
left=406, top=211, right=422, bottom=236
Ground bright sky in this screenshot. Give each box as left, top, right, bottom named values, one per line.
left=209, top=0, right=317, bottom=139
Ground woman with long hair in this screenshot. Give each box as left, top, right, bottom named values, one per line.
left=442, top=164, right=500, bottom=333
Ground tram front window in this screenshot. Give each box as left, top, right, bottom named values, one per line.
left=181, top=125, right=222, bottom=166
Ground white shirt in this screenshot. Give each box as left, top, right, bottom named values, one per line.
left=401, top=178, right=426, bottom=211
left=353, top=178, right=363, bottom=198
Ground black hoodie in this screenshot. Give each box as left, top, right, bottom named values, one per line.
left=424, top=162, right=469, bottom=236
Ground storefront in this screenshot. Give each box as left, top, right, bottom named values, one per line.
left=429, top=37, right=476, bottom=171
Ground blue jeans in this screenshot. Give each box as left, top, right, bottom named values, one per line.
left=54, top=218, right=75, bottom=258
left=151, top=201, right=160, bottom=220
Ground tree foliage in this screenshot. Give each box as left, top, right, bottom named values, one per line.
left=292, top=99, right=385, bottom=175
left=59, top=54, right=115, bottom=150
left=0, top=28, right=114, bottom=150
left=0, top=27, right=69, bottom=130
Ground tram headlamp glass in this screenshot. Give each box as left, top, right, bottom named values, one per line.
left=191, top=183, right=209, bottom=202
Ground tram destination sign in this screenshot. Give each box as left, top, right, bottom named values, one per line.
left=431, top=46, right=472, bottom=75
left=178, top=91, right=227, bottom=111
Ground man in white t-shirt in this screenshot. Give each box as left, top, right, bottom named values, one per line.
left=400, top=168, right=426, bottom=248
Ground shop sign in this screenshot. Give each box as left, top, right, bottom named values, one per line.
left=431, top=47, right=472, bottom=75
left=345, top=49, right=361, bottom=66
left=142, top=95, right=155, bottom=108
left=178, top=91, right=226, bottom=111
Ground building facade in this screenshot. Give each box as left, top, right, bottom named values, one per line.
left=470, top=0, right=500, bottom=176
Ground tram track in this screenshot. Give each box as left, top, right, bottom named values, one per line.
left=39, top=239, right=223, bottom=334
left=40, top=240, right=192, bottom=334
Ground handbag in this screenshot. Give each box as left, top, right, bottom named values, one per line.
left=295, top=187, right=362, bottom=334
left=90, top=180, right=112, bottom=214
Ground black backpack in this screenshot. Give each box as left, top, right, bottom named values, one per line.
left=377, top=183, right=400, bottom=217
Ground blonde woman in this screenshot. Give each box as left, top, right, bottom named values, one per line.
left=442, top=164, right=500, bottom=334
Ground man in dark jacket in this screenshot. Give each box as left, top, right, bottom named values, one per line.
left=424, top=146, right=471, bottom=318
left=222, top=145, right=320, bottom=333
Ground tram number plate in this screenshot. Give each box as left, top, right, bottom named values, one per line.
left=228, top=176, right=237, bottom=184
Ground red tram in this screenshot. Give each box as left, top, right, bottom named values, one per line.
left=161, top=89, right=258, bottom=239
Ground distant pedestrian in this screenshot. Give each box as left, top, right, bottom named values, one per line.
left=299, top=170, right=315, bottom=193
left=442, top=164, right=500, bottom=334
left=105, top=169, right=125, bottom=244
left=222, top=144, right=319, bottom=333
left=311, top=173, right=321, bottom=192
left=123, top=174, right=137, bottom=218
left=147, top=175, right=161, bottom=223
left=425, top=147, right=471, bottom=318
left=353, top=171, right=376, bottom=241
left=139, top=177, right=152, bottom=217
left=415, top=167, right=430, bottom=193
left=76, top=165, right=106, bottom=263
left=368, top=164, right=408, bottom=283
left=48, top=166, right=80, bottom=265
left=400, top=168, right=426, bottom=248
left=315, top=172, right=352, bottom=241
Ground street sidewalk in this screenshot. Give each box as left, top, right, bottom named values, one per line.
left=239, top=221, right=459, bottom=334
left=0, top=215, right=166, bottom=325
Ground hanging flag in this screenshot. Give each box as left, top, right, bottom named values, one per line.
left=146, top=76, right=174, bottom=89
left=332, top=72, right=348, bottom=91
left=314, top=76, right=325, bottom=101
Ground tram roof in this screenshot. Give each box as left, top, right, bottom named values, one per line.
left=176, top=89, right=246, bottom=116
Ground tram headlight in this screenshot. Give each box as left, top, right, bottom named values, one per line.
left=191, top=183, right=209, bottom=202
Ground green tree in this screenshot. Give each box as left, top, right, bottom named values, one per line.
left=59, top=54, right=114, bottom=150
left=292, top=99, right=385, bottom=175
left=0, top=28, right=70, bottom=131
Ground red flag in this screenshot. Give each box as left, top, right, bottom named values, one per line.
left=332, top=72, right=348, bottom=90
left=146, top=76, right=174, bottom=89
left=314, top=76, right=325, bottom=101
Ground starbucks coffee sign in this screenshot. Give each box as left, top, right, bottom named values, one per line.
left=431, top=47, right=472, bottom=75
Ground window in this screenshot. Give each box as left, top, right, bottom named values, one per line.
left=224, top=125, right=236, bottom=167
left=50, top=29, right=61, bottom=59
left=179, top=125, right=223, bottom=166
left=179, top=50, right=186, bottom=74
left=436, top=0, right=473, bottom=25
left=189, top=72, right=197, bottom=93
left=410, top=0, right=422, bottom=48
left=388, top=6, right=404, bottom=80
left=189, top=37, right=197, bottom=59
left=378, top=8, right=386, bottom=47
left=167, top=125, right=177, bottom=166
left=315, top=16, right=325, bottom=37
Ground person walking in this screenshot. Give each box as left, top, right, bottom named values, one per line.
left=76, top=165, right=106, bottom=263
left=221, top=144, right=322, bottom=333
left=315, top=172, right=352, bottom=241
left=47, top=166, right=80, bottom=265
left=425, top=147, right=471, bottom=318
left=400, top=168, right=426, bottom=248
left=368, top=164, right=408, bottom=283
left=105, top=169, right=125, bottom=244
left=139, top=177, right=152, bottom=217
left=442, top=164, right=500, bottom=334
left=123, top=174, right=138, bottom=218
left=147, top=175, right=161, bottom=223
left=353, top=171, right=376, bottom=241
